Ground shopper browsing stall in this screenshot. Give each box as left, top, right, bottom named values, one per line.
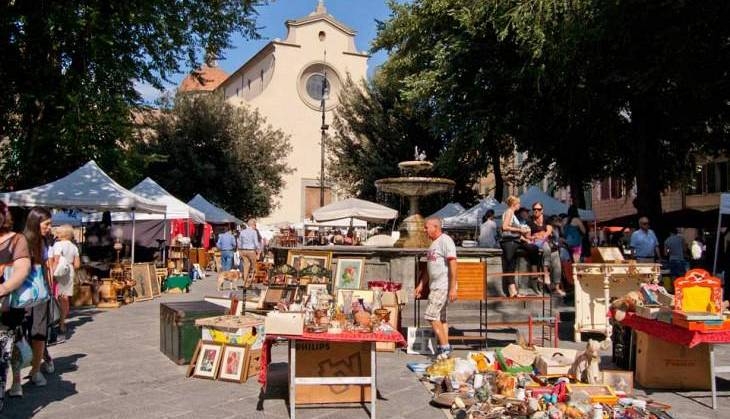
left=414, top=217, right=457, bottom=358
left=216, top=225, right=237, bottom=271
left=630, top=217, right=660, bottom=262
left=50, top=224, right=80, bottom=339
left=237, top=219, right=262, bottom=283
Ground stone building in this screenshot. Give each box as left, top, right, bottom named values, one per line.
left=210, top=1, right=369, bottom=224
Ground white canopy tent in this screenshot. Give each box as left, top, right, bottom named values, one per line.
left=442, top=197, right=507, bottom=230
left=188, top=194, right=242, bottom=225
left=429, top=202, right=466, bottom=219
left=89, top=177, right=205, bottom=224
left=518, top=186, right=595, bottom=220
left=313, top=198, right=398, bottom=223
left=0, top=161, right=166, bottom=262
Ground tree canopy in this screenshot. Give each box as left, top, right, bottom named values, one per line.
left=332, top=0, right=730, bottom=227
left=0, top=0, right=264, bottom=190
left=141, top=93, right=292, bottom=219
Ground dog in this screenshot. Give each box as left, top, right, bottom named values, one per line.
left=217, top=270, right=242, bottom=291
left=568, top=339, right=609, bottom=384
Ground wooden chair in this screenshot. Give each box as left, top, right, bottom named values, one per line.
left=253, top=261, right=272, bottom=284
left=269, top=264, right=298, bottom=286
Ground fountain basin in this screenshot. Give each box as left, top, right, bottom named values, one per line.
left=374, top=177, right=455, bottom=197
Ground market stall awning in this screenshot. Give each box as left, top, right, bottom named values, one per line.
left=518, top=186, right=595, bottom=220
left=188, top=194, right=242, bottom=225
left=0, top=160, right=166, bottom=214
left=312, top=198, right=398, bottom=223
left=429, top=202, right=466, bottom=219
left=442, top=197, right=506, bottom=229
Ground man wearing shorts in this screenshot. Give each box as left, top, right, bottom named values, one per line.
left=415, top=217, right=458, bottom=357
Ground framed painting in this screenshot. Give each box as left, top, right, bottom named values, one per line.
left=146, top=263, right=161, bottom=297
left=131, top=263, right=153, bottom=301
left=336, top=289, right=374, bottom=309
left=218, top=344, right=248, bottom=383
left=334, top=258, right=365, bottom=290
left=287, top=250, right=332, bottom=271
left=193, top=341, right=223, bottom=380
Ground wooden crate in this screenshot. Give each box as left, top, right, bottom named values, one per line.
left=635, top=331, right=711, bottom=390
left=295, top=341, right=371, bottom=404
left=243, top=348, right=262, bottom=382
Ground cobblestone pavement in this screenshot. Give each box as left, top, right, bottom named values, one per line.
left=3, top=273, right=730, bottom=418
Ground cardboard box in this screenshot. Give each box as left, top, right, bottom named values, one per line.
left=635, top=331, right=710, bottom=390
left=534, top=346, right=578, bottom=376
left=295, top=341, right=371, bottom=404
left=264, top=311, right=304, bottom=336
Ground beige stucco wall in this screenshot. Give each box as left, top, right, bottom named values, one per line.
left=221, top=15, right=367, bottom=224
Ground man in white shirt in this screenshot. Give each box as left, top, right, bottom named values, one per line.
left=414, top=217, right=458, bottom=357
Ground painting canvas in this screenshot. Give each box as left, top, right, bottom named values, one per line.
left=193, top=342, right=223, bottom=379
left=287, top=251, right=332, bottom=271
left=334, top=258, right=364, bottom=290
left=131, top=263, right=153, bottom=301
left=146, top=263, right=161, bottom=297
left=218, top=345, right=248, bottom=383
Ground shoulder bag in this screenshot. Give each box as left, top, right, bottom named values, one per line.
left=4, top=264, right=50, bottom=308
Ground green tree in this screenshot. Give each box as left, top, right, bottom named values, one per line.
left=372, top=0, right=527, bottom=202
left=0, top=0, right=264, bottom=189
left=142, top=93, right=292, bottom=219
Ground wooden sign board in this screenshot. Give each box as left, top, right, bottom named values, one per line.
left=590, top=247, right=625, bottom=263
left=456, top=261, right=486, bottom=301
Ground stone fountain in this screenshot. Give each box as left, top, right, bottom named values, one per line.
left=375, top=148, right=455, bottom=248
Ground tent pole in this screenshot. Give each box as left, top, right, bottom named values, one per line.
left=713, top=211, right=723, bottom=275
left=163, top=214, right=168, bottom=265
left=131, top=209, right=136, bottom=264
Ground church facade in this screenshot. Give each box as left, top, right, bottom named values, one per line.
left=217, top=2, right=368, bottom=223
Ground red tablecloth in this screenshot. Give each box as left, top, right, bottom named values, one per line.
left=621, top=312, right=730, bottom=348
left=258, top=331, right=406, bottom=387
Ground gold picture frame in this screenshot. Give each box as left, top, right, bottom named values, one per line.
left=193, top=341, right=223, bottom=380
left=146, top=263, right=161, bottom=297
left=286, top=250, right=332, bottom=271
left=131, top=263, right=154, bottom=301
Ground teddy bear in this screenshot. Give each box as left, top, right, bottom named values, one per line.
left=568, top=339, right=608, bottom=384
left=609, top=290, right=644, bottom=322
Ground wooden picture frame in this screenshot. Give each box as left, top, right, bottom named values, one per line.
left=147, top=263, right=161, bottom=297
left=287, top=250, right=332, bottom=271
left=187, top=340, right=202, bottom=378
left=131, top=263, right=154, bottom=301
left=334, top=258, right=365, bottom=290
left=602, top=370, right=634, bottom=395
left=193, top=341, right=223, bottom=379
left=261, top=286, right=298, bottom=310
left=306, top=283, right=328, bottom=297
left=218, top=344, right=248, bottom=383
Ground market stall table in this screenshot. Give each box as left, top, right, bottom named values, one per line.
left=258, top=330, right=406, bottom=419
left=621, top=312, right=730, bottom=409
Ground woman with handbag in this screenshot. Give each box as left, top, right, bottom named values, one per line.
left=21, top=207, right=55, bottom=388
left=0, top=201, right=32, bottom=409
left=51, top=224, right=80, bottom=339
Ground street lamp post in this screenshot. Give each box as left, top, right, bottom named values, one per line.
left=319, top=52, right=329, bottom=207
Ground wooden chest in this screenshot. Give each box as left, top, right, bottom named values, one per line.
left=159, top=301, right=227, bottom=365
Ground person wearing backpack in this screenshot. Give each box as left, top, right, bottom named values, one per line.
left=50, top=224, right=80, bottom=340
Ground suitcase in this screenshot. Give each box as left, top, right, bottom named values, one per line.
left=160, top=301, right=227, bottom=365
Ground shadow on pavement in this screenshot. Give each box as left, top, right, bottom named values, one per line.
left=4, top=354, right=87, bottom=418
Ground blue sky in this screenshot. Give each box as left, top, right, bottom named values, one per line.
left=136, top=0, right=394, bottom=102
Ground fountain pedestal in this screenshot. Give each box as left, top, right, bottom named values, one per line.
left=375, top=160, right=455, bottom=248
left=394, top=214, right=430, bottom=248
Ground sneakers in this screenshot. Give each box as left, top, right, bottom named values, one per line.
left=8, top=382, right=22, bottom=398
left=42, top=360, right=55, bottom=374
left=435, top=345, right=453, bottom=360
left=30, top=371, right=47, bottom=387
